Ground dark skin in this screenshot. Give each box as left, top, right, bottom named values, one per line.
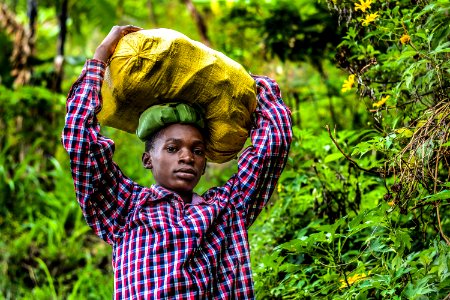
left=142, top=124, right=207, bottom=203
left=95, top=25, right=206, bottom=203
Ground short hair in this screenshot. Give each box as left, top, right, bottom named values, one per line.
left=143, top=123, right=208, bottom=153
left=144, top=128, right=165, bottom=153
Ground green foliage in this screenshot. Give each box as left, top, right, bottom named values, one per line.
left=220, top=0, right=343, bottom=64
left=0, top=84, right=112, bottom=298
left=0, top=140, right=113, bottom=298
left=248, top=0, right=450, bottom=298
left=333, top=0, right=450, bottom=206
left=250, top=127, right=449, bottom=299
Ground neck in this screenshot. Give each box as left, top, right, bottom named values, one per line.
left=178, top=191, right=193, bottom=203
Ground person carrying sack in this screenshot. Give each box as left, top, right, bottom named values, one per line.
left=62, top=25, right=292, bottom=299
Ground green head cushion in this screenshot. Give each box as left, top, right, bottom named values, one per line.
left=136, top=102, right=205, bottom=141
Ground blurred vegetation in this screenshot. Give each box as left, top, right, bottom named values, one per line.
left=0, top=0, right=448, bottom=299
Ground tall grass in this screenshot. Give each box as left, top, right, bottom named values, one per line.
left=0, top=132, right=114, bottom=298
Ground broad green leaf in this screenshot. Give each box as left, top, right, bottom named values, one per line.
left=316, top=218, right=346, bottom=235
left=430, top=41, right=450, bottom=54
left=420, top=190, right=450, bottom=203
left=437, top=253, right=449, bottom=281
left=324, top=152, right=344, bottom=163
left=402, top=276, right=437, bottom=299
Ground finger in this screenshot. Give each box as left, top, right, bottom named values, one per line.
left=123, top=25, right=143, bottom=32
left=125, top=25, right=143, bottom=29
left=116, top=26, right=141, bottom=38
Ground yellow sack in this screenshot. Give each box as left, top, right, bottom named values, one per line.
left=98, top=28, right=257, bottom=163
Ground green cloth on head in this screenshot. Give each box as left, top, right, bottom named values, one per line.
left=136, top=102, right=205, bottom=141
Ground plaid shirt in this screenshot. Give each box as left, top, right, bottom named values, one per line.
left=62, top=59, right=292, bottom=299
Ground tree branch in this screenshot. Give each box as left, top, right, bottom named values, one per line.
left=0, top=2, right=34, bottom=86
left=436, top=204, right=450, bottom=246
left=182, top=0, right=211, bottom=47
left=52, top=0, right=68, bottom=93
left=326, top=125, right=379, bottom=176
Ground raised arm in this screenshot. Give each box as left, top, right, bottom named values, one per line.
left=62, top=25, right=142, bottom=244
left=236, top=76, right=293, bottom=227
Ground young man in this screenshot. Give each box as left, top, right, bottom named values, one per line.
left=63, top=25, right=292, bottom=299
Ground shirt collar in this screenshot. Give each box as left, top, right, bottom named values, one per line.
left=150, top=184, right=208, bottom=205
left=149, top=184, right=172, bottom=200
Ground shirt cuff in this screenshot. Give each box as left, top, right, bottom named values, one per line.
left=85, top=59, right=107, bottom=78
left=83, top=59, right=106, bottom=112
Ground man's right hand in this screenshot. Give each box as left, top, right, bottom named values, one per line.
left=93, top=25, right=143, bottom=63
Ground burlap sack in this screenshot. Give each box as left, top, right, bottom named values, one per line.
left=98, top=28, right=257, bottom=163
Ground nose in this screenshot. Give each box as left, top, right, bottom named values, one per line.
left=179, top=148, right=194, bottom=164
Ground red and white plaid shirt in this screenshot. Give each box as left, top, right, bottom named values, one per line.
left=62, top=59, right=292, bottom=299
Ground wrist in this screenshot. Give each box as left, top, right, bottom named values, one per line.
left=93, top=45, right=110, bottom=63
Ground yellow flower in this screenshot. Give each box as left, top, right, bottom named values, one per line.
left=387, top=201, right=395, bottom=206
left=339, top=273, right=368, bottom=289
left=373, top=95, right=390, bottom=108
left=211, top=0, right=220, bottom=15
left=400, top=34, right=411, bottom=44
left=355, top=0, right=372, bottom=12
left=341, top=74, right=356, bottom=92
left=361, top=12, right=379, bottom=26
left=226, top=0, right=234, bottom=9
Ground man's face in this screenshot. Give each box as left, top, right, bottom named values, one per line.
left=142, top=124, right=206, bottom=200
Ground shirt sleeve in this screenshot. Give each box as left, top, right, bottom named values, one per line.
left=235, top=75, right=293, bottom=227
left=62, top=59, right=136, bottom=245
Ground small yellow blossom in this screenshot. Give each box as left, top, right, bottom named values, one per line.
left=373, top=95, right=390, bottom=108
left=211, top=0, right=220, bottom=15
left=341, top=74, right=356, bottom=92
left=361, top=12, right=379, bottom=26
left=400, top=34, right=411, bottom=44
left=387, top=201, right=395, bottom=206
left=339, top=273, right=368, bottom=289
left=354, top=0, right=372, bottom=12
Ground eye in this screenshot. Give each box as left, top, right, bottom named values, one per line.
left=166, top=145, right=177, bottom=153
left=193, top=148, right=205, bottom=156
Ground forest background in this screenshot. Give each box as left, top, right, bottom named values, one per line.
left=0, top=0, right=449, bottom=299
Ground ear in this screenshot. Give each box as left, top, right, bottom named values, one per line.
left=142, top=152, right=153, bottom=169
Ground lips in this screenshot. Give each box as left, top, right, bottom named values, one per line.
left=175, top=167, right=197, bottom=174
left=174, top=168, right=197, bottom=178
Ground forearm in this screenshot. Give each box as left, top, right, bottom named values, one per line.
left=62, top=59, right=106, bottom=193
left=252, top=77, right=292, bottom=156
left=62, top=59, right=123, bottom=244
left=238, top=76, right=293, bottom=226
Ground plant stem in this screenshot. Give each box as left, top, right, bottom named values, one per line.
left=436, top=204, right=450, bottom=245
left=326, top=125, right=379, bottom=175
